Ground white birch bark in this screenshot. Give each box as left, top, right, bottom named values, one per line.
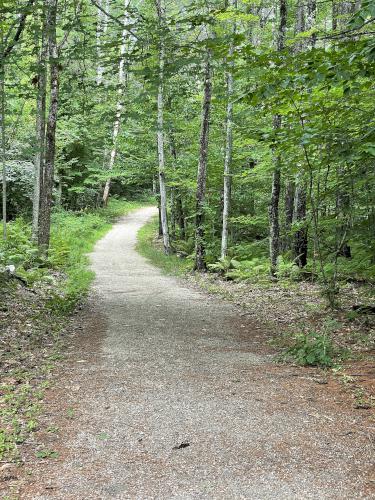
left=96, top=0, right=109, bottom=86
left=1, top=59, right=6, bottom=240
left=155, top=0, right=170, bottom=254
left=221, top=0, right=236, bottom=259
left=102, top=0, right=130, bottom=206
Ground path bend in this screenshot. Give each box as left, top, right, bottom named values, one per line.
left=24, top=207, right=373, bottom=499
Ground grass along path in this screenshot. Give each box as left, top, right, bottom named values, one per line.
left=11, top=207, right=374, bottom=499
left=0, top=199, right=147, bottom=465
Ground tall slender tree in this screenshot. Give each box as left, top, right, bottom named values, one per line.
left=38, top=0, right=59, bottom=249
left=269, top=0, right=287, bottom=276
left=293, top=0, right=316, bottom=268
left=155, top=0, right=170, bottom=254
left=221, top=0, right=236, bottom=259
left=102, top=0, right=130, bottom=206
left=0, top=36, right=6, bottom=240
left=32, top=5, right=48, bottom=242
left=195, top=46, right=212, bottom=271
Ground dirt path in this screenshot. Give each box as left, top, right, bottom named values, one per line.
left=18, top=207, right=373, bottom=499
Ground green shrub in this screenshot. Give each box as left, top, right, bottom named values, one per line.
left=282, top=331, right=335, bottom=367
left=276, top=256, right=301, bottom=280
left=208, top=256, right=240, bottom=275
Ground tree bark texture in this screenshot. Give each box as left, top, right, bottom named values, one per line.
left=32, top=9, right=48, bottom=242
left=102, top=0, right=129, bottom=206
left=195, top=50, right=212, bottom=271
left=155, top=0, right=170, bottom=254
left=38, top=0, right=59, bottom=250
left=269, top=0, right=287, bottom=275
left=221, top=0, right=236, bottom=259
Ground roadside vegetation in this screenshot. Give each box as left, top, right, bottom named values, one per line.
left=138, top=217, right=375, bottom=410
left=0, top=199, right=144, bottom=462
left=2, top=0, right=375, bottom=467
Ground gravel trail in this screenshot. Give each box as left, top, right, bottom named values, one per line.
left=21, top=207, right=373, bottom=499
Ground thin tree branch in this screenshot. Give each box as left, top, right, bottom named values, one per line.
left=3, top=0, right=35, bottom=59
left=89, top=0, right=140, bottom=40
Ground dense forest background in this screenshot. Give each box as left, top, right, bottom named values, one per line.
left=1, top=0, right=375, bottom=305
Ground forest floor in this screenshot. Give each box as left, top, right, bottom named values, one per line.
left=1, top=206, right=375, bottom=498
left=186, top=271, right=375, bottom=407
left=138, top=218, right=375, bottom=410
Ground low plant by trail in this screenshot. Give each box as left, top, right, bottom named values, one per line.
left=0, top=199, right=144, bottom=461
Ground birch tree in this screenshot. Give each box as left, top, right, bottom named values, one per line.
left=102, top=0, right=130, bottom=206
left=155, top=0, right=170, bottom=254
left=221, top=0, right=236, bottom=259
left=96, top=0, right=109, bottom=87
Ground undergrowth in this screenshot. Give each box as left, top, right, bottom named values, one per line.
left=136, top=217, right=191, bottom=276
left=1, top=199, right=145, bottom=312
left=136, top=219, right=370, bottom=371
left=0, top=198, right=145, bottom=462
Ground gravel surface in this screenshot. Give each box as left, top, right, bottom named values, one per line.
left=19, top=207, right=374, bottom=499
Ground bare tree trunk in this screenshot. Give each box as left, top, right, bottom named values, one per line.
left=293, top=175, right=308, bottom=266
left=32, top=10, right=48, bottom=242
left=293, top=0, right=316, bottom=267
left=195, top=49, right=212, bottom=271
left=176, top=194, right=185, bottom=239
left=38, top=0, right=59, bottom=250
left=102, top=0, right=129, bottom=206
left=0, top=58, right=6, bottom=240
left=155, top=0, right=170, bottom=254
left=168, top=128, right=179, bottom=241
left=284, top=179, right=295, bottom=250
left=269, top=0, right=287, bottom=276
left=221, top=0, right=236, bottom=259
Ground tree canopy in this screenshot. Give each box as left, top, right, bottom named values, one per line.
left=1, top=0, right=375, bottom=302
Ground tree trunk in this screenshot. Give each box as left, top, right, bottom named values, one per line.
left=32, top=10, right=48, bottom=242
left=38, top=0, right=59, bottom=250
left=293, top=175, right=308, bottom=267
left=195, top=50, right=212, bottom=271
left=269, top=127, right=281, bottom=275
left=155, top=0, right=170, bottom=254
left=176, top=194, right=185, bottom=239
left=221, top=0, right=236, bottom=259
left=0, top=33, right=6, bottom=239
left=269, top=0, right=287, bottom=276
left=102, top=0, right=129, bottom=206
left=284, top=179, right=295, bottom=250
left=168, top=129, right=179, bottom=241
left=292, top=0, right=316, bottom=267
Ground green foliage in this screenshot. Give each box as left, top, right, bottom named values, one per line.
left=47, top=200, right=145, bottom=313
left=136, top=218, right=191, bottom=276
left=276, top=256, right=301, bottom=281
left=35, top=449, right=59, bottom=459
left=208, top=256, right=240, bottom=275
left=0, top=200, right=144, bottom=310
left=0, top=219, right=38, bottom=270
left=282, top=331, right=336, bottom=368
